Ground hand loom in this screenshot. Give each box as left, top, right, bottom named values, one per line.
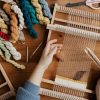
left=0, top=64, right=15, bottom=100
left=40, top=3, right=100, bottom=100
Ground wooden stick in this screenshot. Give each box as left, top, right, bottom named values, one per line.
left=30, top=42, right=43, bottom=59
left=42, top=78, right=93, bottom=94
left=0, top=64, right=15, bottom=99
left=85, top=47, right=100, bottom=68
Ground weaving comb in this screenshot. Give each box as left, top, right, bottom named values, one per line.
left=0, top=64, right=15, bottom=100
left=40, top=3, right=100, bottom=100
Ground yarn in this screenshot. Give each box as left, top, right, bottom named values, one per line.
left=1, top=0, right=25, bottom=42
left=2, top=40, right=21, bottom=60
left=0, top=40, right=11, bottom=59
left=0, top=49, right=25, bottom=69
left=31, top=0, right=50, bottom=25
left=0, top=31, right=9, bottom=41
left=3, top=3, right=19, bottom=43
left=11, top=5, right=24, bottom=30
left=19, top=0, right=39, bottom=38
left=11, top=5, right=25, bottom=42
left=0, top=17, right=8, bottom=34
left=39, top=0, right=52, bottom=19
left=0, top=8, right=10, bottom=25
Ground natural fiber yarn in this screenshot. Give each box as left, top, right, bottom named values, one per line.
left=3, top=3, right=19, bottom=43
left=11, top=5, right=25, bottom=42
left=19, top=0, right=39, bottom=38
left=0, top=49, right=25, bottom=69
left=1, top=0, right=25, bottom=42
left=0, top=40, right=11, bottom=59
left=0, top=31, right=9, bottom=41
left=31, top=0, right=50, bottom=25
left=0, top=17, right=8, bottom=34
left=11, top=4, right=24, bottom=30
left=2, top=40, right=21, bottom=60
left=0, top=8, right=10, bottom=25
left=39, top=0, right=52, bottom=19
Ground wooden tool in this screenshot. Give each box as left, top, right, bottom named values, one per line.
left=85, top=47, right=100, bottom=68
left=0, top=64, right=15, bottom=100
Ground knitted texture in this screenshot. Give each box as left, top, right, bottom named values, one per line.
left=19, top=0, right=39, bottom=38
left=31, top=0, right=50, bottom=25
left=0, top=8, right=10, bottom=25
left=0, top=17, right=8, bottom=34
left=2, top=40, right=21, bottom=60
left=39, top=0, right=52, bottom=19
left=3, top=3, right=19, bottom=43
left=0, top=31, right=9, bottom=41
left=0, top=40, right=11, bottom=59
left=0, top=49, right=25, bottom=69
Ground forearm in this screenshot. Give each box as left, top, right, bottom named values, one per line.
left=28, top=64, right=45, bottom=86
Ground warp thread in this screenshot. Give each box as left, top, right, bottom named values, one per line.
left=31, top=0, right=50, bottom=25
left=0, top=31, right=9, bottom=41
left=0, top=49, right=25, bottom=69
left=2, top=40, right=21, bottom=60
left=19, top=0, right=39, bottom=38
left=39, top=0, right=52, bottom=19
left=0, top=8, right=10, bottom=25
left=3, top=3, right=19, bottom=43
left=0, top=40, right=11, bottom=59
left=0, top=17, right=8, bottom=34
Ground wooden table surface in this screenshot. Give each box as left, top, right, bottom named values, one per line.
left=0, top=0, right=100, bottom=100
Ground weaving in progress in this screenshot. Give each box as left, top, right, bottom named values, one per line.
left=40, top=4, right=100, bottom=99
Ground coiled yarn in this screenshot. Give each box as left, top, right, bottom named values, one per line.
left=31, top=0, right=50, bottom=25
left=0, top=40, right=11, bottom=59
left=3, top=3, right=19, bottom=43
left=2, top=40, right=21, bottom=60
left=0, top=8, right=10, bottom=25
left=0, top=31, right=9, bottom=41
left=39, top=0, right=52, bottom=19
left=19, top=0, right=39, bottom=38
left=0, top=17, right=8, bottom=34
left=0, top=49, right=25, bottom=69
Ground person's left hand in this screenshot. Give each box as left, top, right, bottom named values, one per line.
left=37, top=39, right=62, bottom=71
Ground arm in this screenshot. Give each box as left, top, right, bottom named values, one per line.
left=16, top=39, right=62, bottom=100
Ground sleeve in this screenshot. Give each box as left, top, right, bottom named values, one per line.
left=16, top=81, right=40, bottom=100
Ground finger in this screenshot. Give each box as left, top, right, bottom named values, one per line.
left=50, top=44, right=63, bottom=50
left=48, top=46, right=57, bottom=57
left=47, top=39, right=57, bottom=46
left=44, top=39, right=58, bottom=56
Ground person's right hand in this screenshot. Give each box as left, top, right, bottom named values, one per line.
left=37, top=39, right=62, bottom=71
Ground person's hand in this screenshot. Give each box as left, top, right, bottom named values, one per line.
left=37, top=39, right=62, bottom=71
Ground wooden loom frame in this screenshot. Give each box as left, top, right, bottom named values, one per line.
left=0, top=64, right=15, bottom=100
left=39, top=3, right=100, bottom=99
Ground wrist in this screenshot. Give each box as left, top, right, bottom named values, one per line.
left=36, top=63, right=47, bottom=72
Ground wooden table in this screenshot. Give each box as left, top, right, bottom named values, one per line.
left=0, top=0, right=100, bottom=100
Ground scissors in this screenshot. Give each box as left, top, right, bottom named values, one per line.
left=66, top=0, right=100, bottom=10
